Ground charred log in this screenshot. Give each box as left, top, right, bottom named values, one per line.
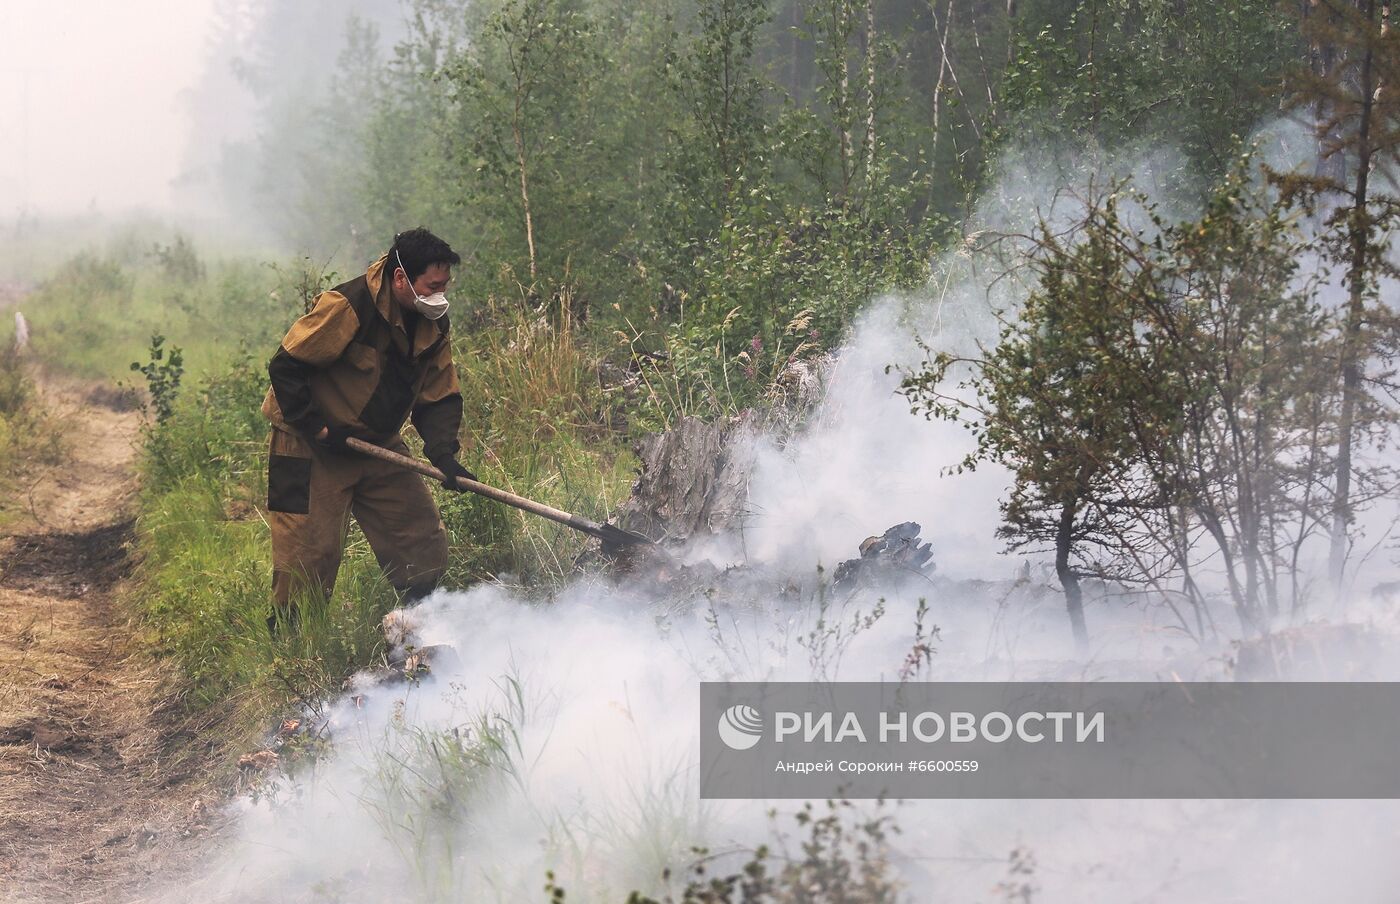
left=832, top=521, right=935, bottom=593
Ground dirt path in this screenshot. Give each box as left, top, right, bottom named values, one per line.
left=0, top=377, right=219, bottom=903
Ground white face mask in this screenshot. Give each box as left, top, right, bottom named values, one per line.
left=395, top=251, right=450, bottom=320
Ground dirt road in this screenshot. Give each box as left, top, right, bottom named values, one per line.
left=0, top=377, right=218, bottom=903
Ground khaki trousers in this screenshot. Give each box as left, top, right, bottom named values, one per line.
left=267, top=428, right=448, bottom=609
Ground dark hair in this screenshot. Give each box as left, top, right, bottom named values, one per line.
left=390, top=227, right=461, bottom=282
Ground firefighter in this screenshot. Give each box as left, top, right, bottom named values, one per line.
left=261, top=228, right=476, bottom=632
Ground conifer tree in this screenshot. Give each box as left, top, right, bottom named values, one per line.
left=1276, top=0, right=1400, bottom=593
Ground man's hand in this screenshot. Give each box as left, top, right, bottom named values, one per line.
left=430, top=456, right=478, bottom=491
left=315, top=425, right=362, bottom=451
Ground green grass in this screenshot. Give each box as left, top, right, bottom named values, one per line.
left=447, top=292, right=638, bottom=584
left=135, top=475, right=401, bottom=711
left=126, top=348, right=400, bottom=735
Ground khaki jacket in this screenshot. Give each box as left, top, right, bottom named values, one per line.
left=262, top=255, right=463, bottom=463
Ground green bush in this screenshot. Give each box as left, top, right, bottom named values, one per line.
left=138, top=346, right=266, bottom=494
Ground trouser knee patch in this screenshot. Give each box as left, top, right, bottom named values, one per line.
left=268, top=454, right=312, bottom=514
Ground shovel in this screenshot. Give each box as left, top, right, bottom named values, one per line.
left=343, top=437, right=653, bottom=551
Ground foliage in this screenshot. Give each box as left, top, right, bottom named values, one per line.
left=152, top=234, right=207, bottom=282
left=903, top=165, right=1355, bottom=639
left=902, top=188, right=1159, bottom=647
left=12, top=238, right=297, bottom=381
left=663, top=0, right=773, bottom=231
left=442, top=293, right=637, bottom=585
left=197, top=0, right=1309, bottom=435
left=549, top=799, right=902, bottom=902
left=359, top=675, right=532, bottom=897
left=0, top=346, right=32, bottom=419
left=196, top=0, right=1316, bottom=366
left=996, top=0, right=1297, bottom=198
left=130, top=333, right=185, bottom=424
left=440, top=0, right=603, bottom=292
left=218, top=0, right=950, bottom=423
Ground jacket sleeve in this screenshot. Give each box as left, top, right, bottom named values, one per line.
left=268, top=291, right=360, bottom=437
left=411, top=324, right=464, bottom=464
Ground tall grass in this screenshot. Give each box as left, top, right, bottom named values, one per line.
left=444, top=286, right=636, bottom=586
left=0, top=347, right=62, bottom=522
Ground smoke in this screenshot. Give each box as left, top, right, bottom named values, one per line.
left=739, top=294, right=1009, bottom=582
left=160, top=136, right=1400, bottom=902
left=0, top=0, right=408, bottom=239
left=174, top=0, right=408, bottom=245
left=0, top=1, right=220, bottom=219
left=171, top=585, right=1400, bottom=902
left=0, top=0, right=413, bottom=265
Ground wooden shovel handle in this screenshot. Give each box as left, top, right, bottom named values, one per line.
left=343, top=437, right=614, bottom=540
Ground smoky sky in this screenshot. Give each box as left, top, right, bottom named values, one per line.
left=1, top=0, right=217, bottom=217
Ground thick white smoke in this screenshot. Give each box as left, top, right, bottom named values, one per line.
left=741, top=293, right=1011, bottom=583
left=165, top=138, right=1400, bottom=902
left=174, top=581, right=1400, bottom=903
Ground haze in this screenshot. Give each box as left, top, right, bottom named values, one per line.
left=2, top=0, right=217, bottom=218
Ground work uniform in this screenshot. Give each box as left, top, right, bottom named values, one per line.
left=262, top=255, right=463, bottom=610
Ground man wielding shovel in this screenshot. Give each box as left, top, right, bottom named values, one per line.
left=260, top=228, right=476, bottom=633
